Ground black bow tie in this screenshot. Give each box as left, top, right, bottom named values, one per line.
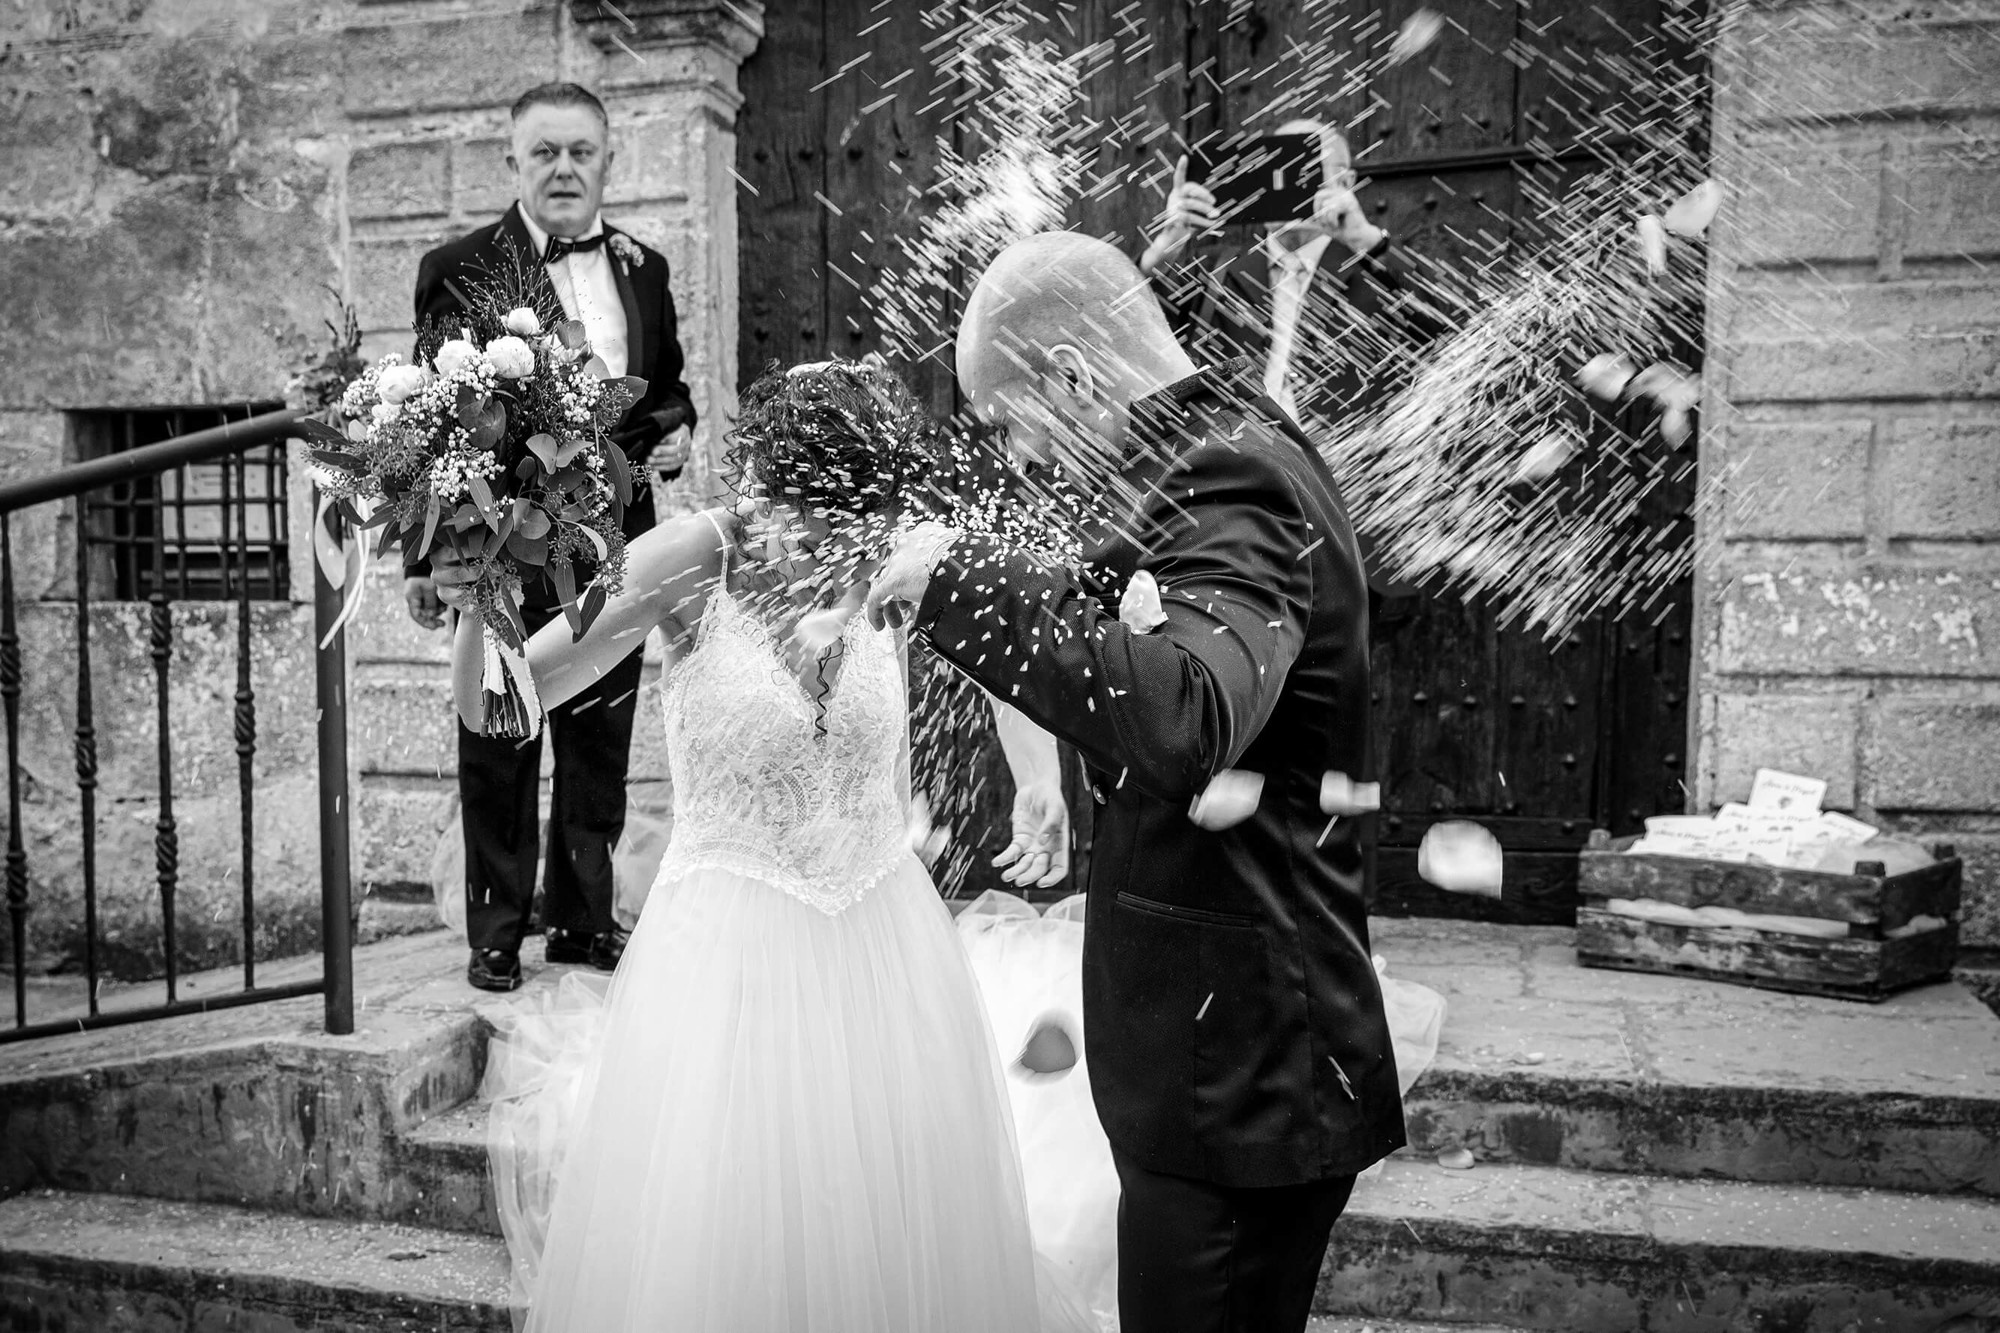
left=543, top=232, right=607, bottom=264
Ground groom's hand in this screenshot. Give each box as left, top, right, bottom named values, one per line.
left=995, top=780, right=1070, bottom=888
left=864, top=521, right=959, bottom=630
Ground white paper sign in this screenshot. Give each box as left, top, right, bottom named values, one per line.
left=1747, top=768, right=1827, bottom=817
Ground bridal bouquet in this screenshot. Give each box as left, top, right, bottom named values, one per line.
left=301, top=271, right=648, bottom=737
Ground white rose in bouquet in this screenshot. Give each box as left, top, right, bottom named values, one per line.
left=434, top=338, right=480, bottom=379
left=485, top=335, right=536, bottom=380
left=371, top=401, right=401, bottom=426
left=375, top=363, right=428, bottom=405
left=503, top=306, right=542, bottom=337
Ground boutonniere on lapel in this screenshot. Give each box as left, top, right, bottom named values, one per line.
left=608, top=233, right=644, bottom=271
left=1118, top=569, right=1167, bottom=633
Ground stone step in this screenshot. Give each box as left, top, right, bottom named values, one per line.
left=1321, top=1157, right=2000, bottom=1331
left=1373, top=918, right=2000, bottom=1196
left=0, top=1189, right=511, bottom=1333
left=7, top=1164, right=1994, bottom=1333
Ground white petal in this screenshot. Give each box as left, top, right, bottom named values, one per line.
left=1662, top=178, right=1723, bottom=238
left=1318, top=771, right=1381, bottom=816
left=1635, top=214, right=1668, bottom=277
left=1417, top=820, right=1504, bottom=897
left=1385, top=8, right=1444, bottom=65
left=1577, top=353, right=1635, bottom=402
left=1512, top=428, right=1579, bottom=484
left=1189, top=769, right=1264, bottom=831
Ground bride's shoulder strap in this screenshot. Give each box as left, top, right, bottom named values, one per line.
left=698, top=508, right=733, bottom=580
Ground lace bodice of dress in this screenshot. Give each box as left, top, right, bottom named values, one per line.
left=656, top=588, right=910, bottom=915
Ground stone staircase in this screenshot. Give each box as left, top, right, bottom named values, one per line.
left=3, top=921, right=1998, bottom=1332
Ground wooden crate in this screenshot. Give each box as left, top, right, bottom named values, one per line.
left=1575, top=830, right=1962, bottom=1002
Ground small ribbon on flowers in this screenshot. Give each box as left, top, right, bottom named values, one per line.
left=311, top=490, right=371, bottom=651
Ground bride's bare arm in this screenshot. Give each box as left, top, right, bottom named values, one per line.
left=450, top=511, right=731, bottom=730
left=989, top=693, right=1071, bottom=888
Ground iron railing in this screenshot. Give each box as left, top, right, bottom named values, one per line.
left=0, top=408, right=354, bottom=1043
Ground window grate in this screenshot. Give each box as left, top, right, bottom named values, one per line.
left=71, top=404, right=290, bottom=602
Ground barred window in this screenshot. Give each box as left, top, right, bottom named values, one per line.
left=70, top=404, right=291, bottom=602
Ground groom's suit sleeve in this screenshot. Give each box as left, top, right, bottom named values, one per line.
left=916, top=442, right=1314, bottom=805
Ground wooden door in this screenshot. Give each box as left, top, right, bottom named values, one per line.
left=734, top=0, right=1703, bottom=914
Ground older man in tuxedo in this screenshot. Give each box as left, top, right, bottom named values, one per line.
left=405, top=81, right=696, bottom=992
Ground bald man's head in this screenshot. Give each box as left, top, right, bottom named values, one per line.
left=957, top=231, right=1195, bottom=474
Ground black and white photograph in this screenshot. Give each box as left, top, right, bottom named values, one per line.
left=0, top=1, right=1997, bottom=1330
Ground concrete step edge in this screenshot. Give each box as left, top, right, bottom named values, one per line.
left=0, top=1188, right=511, bottom=1326
left=1334, top=1157, right=2000, bottom=1278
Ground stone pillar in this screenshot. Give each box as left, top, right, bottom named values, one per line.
left=339, top=1, right=762, bottom=891
left=1694, top=1, right=2000, bottom=944
left=569, top=0, right=765, bottom=508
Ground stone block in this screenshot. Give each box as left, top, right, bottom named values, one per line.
left=355, top=778, right=455, bottom=892
left=340, top=12, right=562, bottom=119
left=1725, top=277, right=2000, bottom=404
left=0, top=81, right=110, bottom=223
left=1722, top=132, right=1881, bottom=268
left=350, top=671, right=457, bottom=778
left=1868, top=696, right=2000, bottom=811
left=604, top=114, right=694, bottom=204
left=1720, top=419, right=1870, bottom=540
left=1, top=772, right=326, bottom=980
left=1901, top=142, right=2000, bottom=262
left=1882, top=417, right=2000, bottom=540
left=0, top=184, right=204, bottom=409
left=1731, top=10, right=2000, bottom=125
left=451, top=136, right=518, bottom=220
left=1704, top=691, right=1862, bottom=810
left=1716, top=561, right=2000, bottom=677
left=344, top=561, right=454, bottom=666
left=8, top=602, right=319, bottom=805
left=347, top=235, right=440, bottom=335
left=0, top=410, right=74, bottom=601
left=1943, top=832, right=2000, bottom=948
left=347, top=139, right=452, bottom=220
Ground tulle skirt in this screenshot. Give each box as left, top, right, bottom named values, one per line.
left=954, top=891, right=1448, bottom=1327
left=485, top=854, right=1097, bottom=1333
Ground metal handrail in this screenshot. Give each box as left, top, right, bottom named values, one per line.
left=0, top=409, right=305, bottom=516
left=0, top=407, right=353, bottom=1041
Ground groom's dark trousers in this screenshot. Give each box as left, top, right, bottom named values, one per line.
left=917, top=359, right=1403, bottom=1333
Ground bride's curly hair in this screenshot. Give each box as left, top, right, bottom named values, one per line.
left=724, top=358, right=941, bottom=518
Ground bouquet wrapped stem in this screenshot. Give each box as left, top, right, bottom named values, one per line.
left=479, top=617, right=542, bottom=740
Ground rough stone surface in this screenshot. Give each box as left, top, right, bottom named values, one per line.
left=1720, top=419, right=1871, bottom=540
left=1868, top=696, right=2000, bottom=810
left=1725, top=277, right=2000, bottom=405
left=338, top=13, right=561, bottom=120
left=1882, top=416, right=2000, bottom=540
left=0, top=1191, right=511, bottom=1333
left=1715, top=560, right=2000, bottom=678
left=1703, top=690, right=1863, bottom=810
left=347, top=140, right=454, bottom=221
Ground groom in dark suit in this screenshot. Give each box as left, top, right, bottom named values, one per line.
left=869, top=231, right=1402, bottom=1333
left=403, top=81, right=697, bottom=992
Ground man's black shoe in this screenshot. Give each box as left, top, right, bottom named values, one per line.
left=543, top=928, right=594, bottom=965
left=467, top=948, right=522, bottom=992
left=588, top=927, right=629, bottom=971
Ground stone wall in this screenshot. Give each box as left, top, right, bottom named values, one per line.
left=1696, top=1, right=2000, bottom=946
left=0, top=0, right=759, bottom=978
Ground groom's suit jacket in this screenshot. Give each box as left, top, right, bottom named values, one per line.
left=917, top=361, right=1404, bottom=1189
left=406, top=202, right=695, bottom=593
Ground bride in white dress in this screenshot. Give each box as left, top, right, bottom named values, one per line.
left=449, top=359, right=1093, bottom=1332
